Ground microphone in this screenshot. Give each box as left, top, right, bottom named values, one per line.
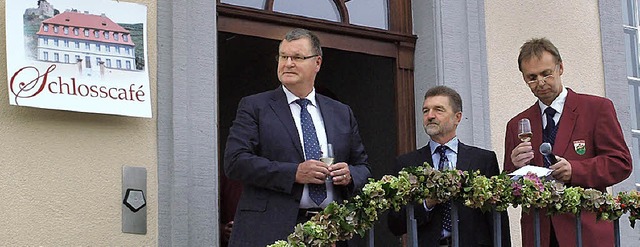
left=539, top=142, right=558, bottom=166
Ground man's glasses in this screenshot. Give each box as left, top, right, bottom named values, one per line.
left=275, top=54, right=319, bottom=63
left=526, top=74, right=555, bottom=85
left=526, top=64, right=559, bottom=85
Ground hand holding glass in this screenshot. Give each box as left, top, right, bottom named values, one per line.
left=517, top=118, right=534, bottom=166
left=518, top=118, right=532, bottom=142
left=443, top=160, right=455, bottom=171
left=320, top=144, right=334, bottom=181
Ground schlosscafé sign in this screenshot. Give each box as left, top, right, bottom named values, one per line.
left=6, top=0, right=151, bottom=118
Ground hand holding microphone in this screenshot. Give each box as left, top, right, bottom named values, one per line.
left=539, top=142, right=572, bottom=183
left=539, top=143, right=558, bottom=166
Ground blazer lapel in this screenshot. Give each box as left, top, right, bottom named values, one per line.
left=528, top=105, right=544, bottom=148
left=456, top=142, right=471, bottom=171
left=523, top=104, right=545, bottom=167
left=316, top=95, right=335, bottom=149
left=554, top=89, right=578, bottom=155
left=269, top=88, right=304, bottom=160
left=419, top=144, right=435, bottom=168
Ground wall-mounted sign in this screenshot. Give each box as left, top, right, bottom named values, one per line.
left=6, top=0, right=151, bottom=118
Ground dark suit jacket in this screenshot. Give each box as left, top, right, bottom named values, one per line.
left=504, top=88, right=632, bottom=247
left=387, top=142, right=511, bottom=247
left=224, top=87, right=372, bottom=247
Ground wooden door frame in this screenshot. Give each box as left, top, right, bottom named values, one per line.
left=217, top=2, right=417, bottom=154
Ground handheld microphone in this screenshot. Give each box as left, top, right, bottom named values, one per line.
left=539, top=142, right=558, bottom=166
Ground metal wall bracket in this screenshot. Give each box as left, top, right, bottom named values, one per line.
left=122, top=166, right=147, bottom=234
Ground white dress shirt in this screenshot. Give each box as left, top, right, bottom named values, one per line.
left=424, top=137, right=459, bottom=238
left=282, top=86, right=336, bottom=208
left=538, top=87, right=568, bottom=128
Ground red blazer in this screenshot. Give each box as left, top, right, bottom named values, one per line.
left=504, top=88, right=632, bottom=247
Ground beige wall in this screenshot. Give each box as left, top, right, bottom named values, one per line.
left=0, top=0, right=158, bottom=245
left=485, top=1, right=604, bottom=245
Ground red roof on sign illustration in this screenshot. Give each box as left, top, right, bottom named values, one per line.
left=36, top=10, right=135, bottom=46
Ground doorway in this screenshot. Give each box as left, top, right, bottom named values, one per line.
left=218, top=32, right=400, bottom=246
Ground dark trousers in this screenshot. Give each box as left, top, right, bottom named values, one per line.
left=549, top=222, right=560, bottom=247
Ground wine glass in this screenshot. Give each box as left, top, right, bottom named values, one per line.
left=320, top=144, right=334, bottom=181
left=518, top=118, right=532, bottom=142
left=443, top=160, right=455, bottom=171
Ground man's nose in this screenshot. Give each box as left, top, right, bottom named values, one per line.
left=426, top=111, right=436, bottom=119
left=285, top=57, right=295, bottom=66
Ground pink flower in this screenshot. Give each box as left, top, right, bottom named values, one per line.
left=524, top=172, right=544, bottom=192
left=512, top=182, right=522, bottom=196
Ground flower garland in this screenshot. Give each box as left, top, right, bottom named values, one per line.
left=269, top=163, right=640, bottom=247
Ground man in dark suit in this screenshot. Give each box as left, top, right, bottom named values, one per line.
left=388, top=86, right=511, bottom=247
left=224, top=28, right=372, bottom=247
left=505, top=38, right=632, bottom=247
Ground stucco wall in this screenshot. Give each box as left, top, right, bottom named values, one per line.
left=485, top=1, right=604, bottom=245
left=0, top=0, right=158, bottom=245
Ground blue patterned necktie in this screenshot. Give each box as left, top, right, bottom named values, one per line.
left=296, top=99, right=326, bottom=205
left=435, top=145, right=452, bottom=233
left=543, top=107, right=558, bottom=167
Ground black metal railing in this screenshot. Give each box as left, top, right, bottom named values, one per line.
left=401, top=204, right=623, bottom=247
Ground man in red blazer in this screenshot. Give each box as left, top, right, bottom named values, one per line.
left=504, top=38, right=632, bottom=247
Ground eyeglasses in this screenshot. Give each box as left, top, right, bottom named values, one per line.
left=275, top=54, right=319, bottom=63
left=526, top=65, right=559, bottom=85
left=526, top=74, right=555, bottom=85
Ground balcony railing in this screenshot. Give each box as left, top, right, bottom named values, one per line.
left=267, top=166, right=640, bottom=247
left=401, top=204, right=623, bottom=247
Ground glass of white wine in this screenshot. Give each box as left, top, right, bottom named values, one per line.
left=518, top=118, right=532, bottom=142
left=443, top=160, right=455, bottom=171
left=320, top=143, right=334, bottom=181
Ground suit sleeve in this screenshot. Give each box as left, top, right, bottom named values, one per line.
left=224, top=97, right=299, bottom=194
left=483, top=151, right=512, bottom=247
left=567, top=99, right=632, bottom=189
left=503, top=119, right=519, bottom=173
left=386, top=154, right=432, bottom=236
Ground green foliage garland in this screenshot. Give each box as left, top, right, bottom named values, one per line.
left=269, top=164, right=640, bottom=247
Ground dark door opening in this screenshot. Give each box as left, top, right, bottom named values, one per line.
left=218, top=32, right=399, bottom=246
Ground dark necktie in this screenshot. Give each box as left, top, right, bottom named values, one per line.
left=435, top=145, right=452, bottom=233
left=543, top=107, right=558, bottom=167
left=296, top=99, right=326, bottom=205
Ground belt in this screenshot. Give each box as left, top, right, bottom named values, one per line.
left=298, top=208, right=322, bottom=218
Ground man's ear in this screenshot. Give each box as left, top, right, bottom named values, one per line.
left=559, top=62, right=564, bottom=75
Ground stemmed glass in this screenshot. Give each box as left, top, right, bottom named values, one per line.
left=443, top=160, right=455, bottom=171
left=518, top=118, right=534, bottom=168
left=518, top=118, right=532, bottom=142
left=320, top=144, right=334, bottom=181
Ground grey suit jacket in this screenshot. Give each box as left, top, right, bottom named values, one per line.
left=224, top=87, right=371, bottom=246
left=387, top=143, right=511, bottom=247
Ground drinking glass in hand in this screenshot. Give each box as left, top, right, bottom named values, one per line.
left=320, top=144, right=334, bottom=181
left=443, top=160, right=455, bottom=171
left=518, top=118, right=532, bottom=142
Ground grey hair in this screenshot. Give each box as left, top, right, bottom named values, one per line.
left=283, top=28, right=322, bottom=56
left=424, top=85, right=462, bottom=113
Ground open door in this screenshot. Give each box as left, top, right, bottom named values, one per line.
left=217, top=1, right=416, bottom=245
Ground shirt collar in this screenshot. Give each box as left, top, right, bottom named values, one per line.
left=282, top=86, right=317, bottom=106
left=429, top=137, right=459, bottom=155
left=537, top=86, right=567, bottom=114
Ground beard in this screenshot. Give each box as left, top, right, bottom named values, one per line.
left=424, top=120, right=456, bottom=140
left=423, top=122, right=441, bottom=136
